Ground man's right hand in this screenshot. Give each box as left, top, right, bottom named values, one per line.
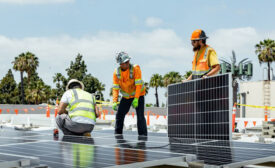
left=112, top=102, right=118, bottom=111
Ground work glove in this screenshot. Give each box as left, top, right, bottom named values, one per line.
left=112, top=102, right=118, bottom=111
left=132, top=98, right=139, bottom=108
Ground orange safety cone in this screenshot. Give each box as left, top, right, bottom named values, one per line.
left=103, top=111, right=106, bottom=120
left=0, top=109, right=2, bottom=114
left=132, top=112, right=135, bottom=118
left=264, top=106, right=268, bottom=121
left=24, top=109, right=28, bottom=113
left=54, top=98, right=59, bottom=117
left=232, top=103, right=236, bottom=132
left=156, top=115, right=159, bottom=120
left=14, top=109, right=18, bottom=115
left=253, top=121, right=256, bottom=126
left=111, top=111, right=114, bottom=115
left=146, top=111, right=150, bottom=126
left=7, top=109, right=10, bottom=113
left=244, top=121, right=248, bottom=128
left=31, top=108, right=35, bottom=111
left=46, top=105, right=50, bottom=118
left=164, top=115, right=167, bottom=119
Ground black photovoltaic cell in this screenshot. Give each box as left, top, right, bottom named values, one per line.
left=168, top=74, right=232, bottom=140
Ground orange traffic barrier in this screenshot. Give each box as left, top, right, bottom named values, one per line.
left=24, top=109, right=28, bottom=113
left=244, top=121, right=248, bottom=128
left=232, top=103, right=236, bottom=132
left=164, top=115, right=167, bottom=119
left=156, top=115, right=159, bottom=120
left=132, top=112, right=135, bottom=118
left=14, top=109, right=18, bottom=115
left=54, top=99, right=59, bottom=117
left=271, top=119, right=275, bottom=122
left=264, top=106, right=268, bottom=121
left=253, top=121, right=256, bottom=126
left=146, top=111, right=150, bottom=126
left=7, top=109, right=10, bottom=113
left=46, top=105, right=50, bottom=118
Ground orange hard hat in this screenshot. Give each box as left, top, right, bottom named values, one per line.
left=191, top=29, right=208, bottom=40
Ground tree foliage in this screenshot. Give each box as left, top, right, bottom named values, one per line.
left=53, top=54, right=105, bottom=101
left=255, top=39, right=275, bottom=81
left=0, top=69, right=20, bottom=104
left=149, top=74, right=163, bottom=107
left=163, top=71, right=183, bottom=87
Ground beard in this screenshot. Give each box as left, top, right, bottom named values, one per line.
left=193, top=45, right=201, bottom=51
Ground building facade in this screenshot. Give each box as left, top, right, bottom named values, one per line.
left=239, top=81, right=275, bottom=118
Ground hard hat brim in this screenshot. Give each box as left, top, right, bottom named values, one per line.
left=66, top=79, right=85, bottom=90
left=120, top=58, right=130, bottom=64
left=191, top=36, right=208, bottom=40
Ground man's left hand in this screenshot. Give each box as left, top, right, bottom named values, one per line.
left=132, top=98, right=139, bottom=108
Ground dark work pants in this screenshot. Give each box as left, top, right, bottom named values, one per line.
left=115, top=96, right=147, bottom=136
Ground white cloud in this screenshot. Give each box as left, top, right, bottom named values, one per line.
left=0, top=0, right=74, bottom=4
left=145, top=17, right=163, bottom=27
left=0, top=29, right=190, bottom=103
left=1, top=27, right=274, bottom=103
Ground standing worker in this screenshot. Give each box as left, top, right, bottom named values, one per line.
left=183, top=29, right=220, bottom=81
left=56, top=79, right=98, bottom=136
left=112, top=52, right=147, bottom=136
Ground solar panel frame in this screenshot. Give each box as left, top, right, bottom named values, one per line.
left=167, top=73, right=232, bottom=140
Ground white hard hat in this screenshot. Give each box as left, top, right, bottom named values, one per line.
left=116, top=52, right=131, bottom=64
left=66, top=79, right=84, bottom=90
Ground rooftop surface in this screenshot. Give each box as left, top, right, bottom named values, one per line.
left=0, top=127, right=275, bottom=168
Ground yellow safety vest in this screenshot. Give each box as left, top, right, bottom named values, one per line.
left=68, top=88, right=96, bottom=122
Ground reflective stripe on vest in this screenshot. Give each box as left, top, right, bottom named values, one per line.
left=192, top=47, right=210, bottom=76
left=116, top=64, right=134, bottom=79
left=120, top=83, right=145, bottom=98
left=69, top=89, right=96, bottom=122
left=115, top=64, right=145, bottom=98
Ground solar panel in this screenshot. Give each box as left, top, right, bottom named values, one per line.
left=1, top=128, right=275, bottom=168
left=168, top=73, right=232, bottom=140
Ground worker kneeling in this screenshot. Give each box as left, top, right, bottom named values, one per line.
left=56, top=79, right=97, bottom=136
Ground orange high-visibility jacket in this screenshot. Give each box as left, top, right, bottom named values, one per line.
left=192, top=45, right=214, bottom=77
left=112, top=64, right=145, bottom=102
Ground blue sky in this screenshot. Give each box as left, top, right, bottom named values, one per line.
left=0, top=0, right=274, bottom=104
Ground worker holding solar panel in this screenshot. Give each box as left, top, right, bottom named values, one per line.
left=56, top=79, right=98, bottom=137
left=183, top=29, right=220, bottom=81
left=112, top=52, right=147, bottom=136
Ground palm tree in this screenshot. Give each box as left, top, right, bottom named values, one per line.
left=144, top=82, right=149, bottom=96
left=149, top=74, right=163, bottom=107
left=25, top=52, right=39, bottom=81
left=220, top=50, right=251, bottom=104
left=255, top=39, right=275, bottom=81
left=163, top=71, right=183, bottom=87
left=25, top=80, right=49, bottom=104
left=12, top=54, right=28, bottom=104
